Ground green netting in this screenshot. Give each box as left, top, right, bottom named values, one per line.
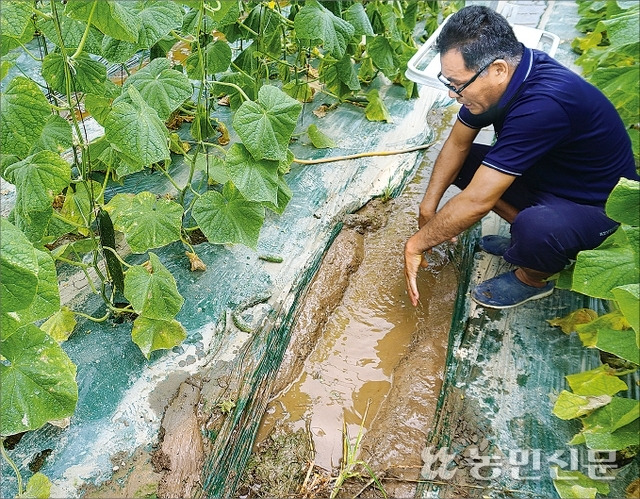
left=417, top=224, right=639, bottom=499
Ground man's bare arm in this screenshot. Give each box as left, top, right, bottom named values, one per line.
left=419, top=120, right=480, bottom=227
left=405, top=165, right=516, bottom=305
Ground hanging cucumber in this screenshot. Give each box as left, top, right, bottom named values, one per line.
left=96, top=208, right=125, bottom=294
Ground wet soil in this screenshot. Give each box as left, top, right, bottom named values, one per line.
left=239, top=106, right=460, bottom=499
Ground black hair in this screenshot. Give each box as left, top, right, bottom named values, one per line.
left=435, top=5, right=522, bottom=71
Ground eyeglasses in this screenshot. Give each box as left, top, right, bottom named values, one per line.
left=437, top=58, right=497, bottom=95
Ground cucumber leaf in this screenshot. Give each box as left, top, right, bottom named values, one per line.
left=571, top=226, right=639, bottom=300
left=581, top=397, right=639, bottom=435
left=131, top=317, right=187, bottom=359
left=552, top=391, right=611, bottom=420
left=100, top=36, right=138, bottom=64
left=334, top=53, right=361, bottom=91
left=365, top=88, right=393, bottom=123
left=65, top=0, right=140, bottom=43
left=42, top=52, right=107, bottom=95
left=605, top=177, right=639, bottom=226
left=14, top=206, right=53, bottom=245
left=104, top=86, right=170, bottom=168
left=263, top=175, right=293, bottom=215
left=135, top=1, right=183, bottom=49
left=185, top=40, right=232, bottom=79
left=124, top=253, right=184, bottom=321
left=232, top=85, right=302, bottom=161
left=192, top=182, right=265, bottom=248
left=0, top=325, right=77, bottom=436
left=123, top=58, right=193, bottom=121
left=29, top=115, right=74, bottom=156
left=2, top=150, right=71, bottom=214
left=224, top=143, right=280, bottom=205
left=611, top=283, right=639, bottom=343
left=40, top=307, right=77, bottom=344
left=596, top=328, right=639, bottom=365
left=589, top=66, right=639, bottom=126
left=282, top=80, right=314, bottom=103
left=0, top=0, right=32, bottom=39
left=575, top=310, right=628, bottom=348
left=39, top=13, right=104, bottom=55
left=566, top=364, right=628, bottom=397
left=0, top=219, right=38, bottom=313
left=105, top=191, right=183, bottom=253
left=1, top=313, right=20, bottom=342
left=294, top=0, right=355, bottom=59
left=58, top=180, right=104, bottom=236
left=13, top=249, right=60, bottom=325
left=307, top=124, right=336, bottom=149
left=22, top=472, right=52, bottom=499
left=367, top=35, right=395, bottom=75
left=583, top=418, right=640, bottom=451
left=343, top=3, right=374, bottom=36
left=547, top=308, right=599, bottom=334
left=0, top=77, right=51, bottom=159
left=552, top=468, right=609, bottom=499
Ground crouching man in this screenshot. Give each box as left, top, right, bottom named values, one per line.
left=404, top=5, right=638, bottom=309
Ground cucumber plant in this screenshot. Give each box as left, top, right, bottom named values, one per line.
left=0, top=0, right=459, bottom=489
left=549, top=178, right=639, bottom=499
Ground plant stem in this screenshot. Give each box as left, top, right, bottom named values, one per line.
left=102, top=246, right=132, bottom=269
left=229, top=61, right=254, bottom=82
left=169, top=30, right=194, bottom=43
left=32, top=7, right=53, bottom=21
left=183, top=140, right=227, bottom=155
left=49, top=0, right=90, bottom=177
left=0, top=439, right=23, bottom=497
left=71, top=310, right=111, bottom=323
left=180, top=0, right=208, bottom=208
left=70, top=0, right=97, bottom=60
left=53, top=255, right=90, bottom=269
left=330, top=401, right=376, bottom=498
left=98, top=166, right=112, bottom=201
left=158, top=164, right=184, bottom=194
left=181, top=237, right=197, bottom=255
left=53, top=255, right=101, bottom=296
left=14, top=40, right=42, bottom=61
left=255, top=49, right=297, bottom=69
left=360, top=461, right=387, bottom=498
left=268, top=4, right=295, bottom=27
left=236, top=19, right=259, bottom=37
left=203, top=0, right=222, bottom=15
left=207, top=79, right=251, bottom=103
left=293, top=142, right=436, bottom=165
left=50, top=210, right=87, bottom=229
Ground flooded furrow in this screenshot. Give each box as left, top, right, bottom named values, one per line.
left=249, top=106, right=460, bottom=497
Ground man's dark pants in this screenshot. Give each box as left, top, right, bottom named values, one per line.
left=454, top=144, right=619, bottom=274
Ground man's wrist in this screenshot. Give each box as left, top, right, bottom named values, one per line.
left=406, top=232, right=428, bottom=256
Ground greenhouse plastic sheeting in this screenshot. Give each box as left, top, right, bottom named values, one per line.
left=0, top=74, right=442, bottom=497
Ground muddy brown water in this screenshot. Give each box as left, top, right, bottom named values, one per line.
left=246, top=106, right=461, bottom=497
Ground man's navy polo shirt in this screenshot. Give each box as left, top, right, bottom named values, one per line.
left=457, top=45, right=638, bottom=206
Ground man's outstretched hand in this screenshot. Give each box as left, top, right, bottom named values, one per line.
left=404, top=235, right=429, bottom=307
